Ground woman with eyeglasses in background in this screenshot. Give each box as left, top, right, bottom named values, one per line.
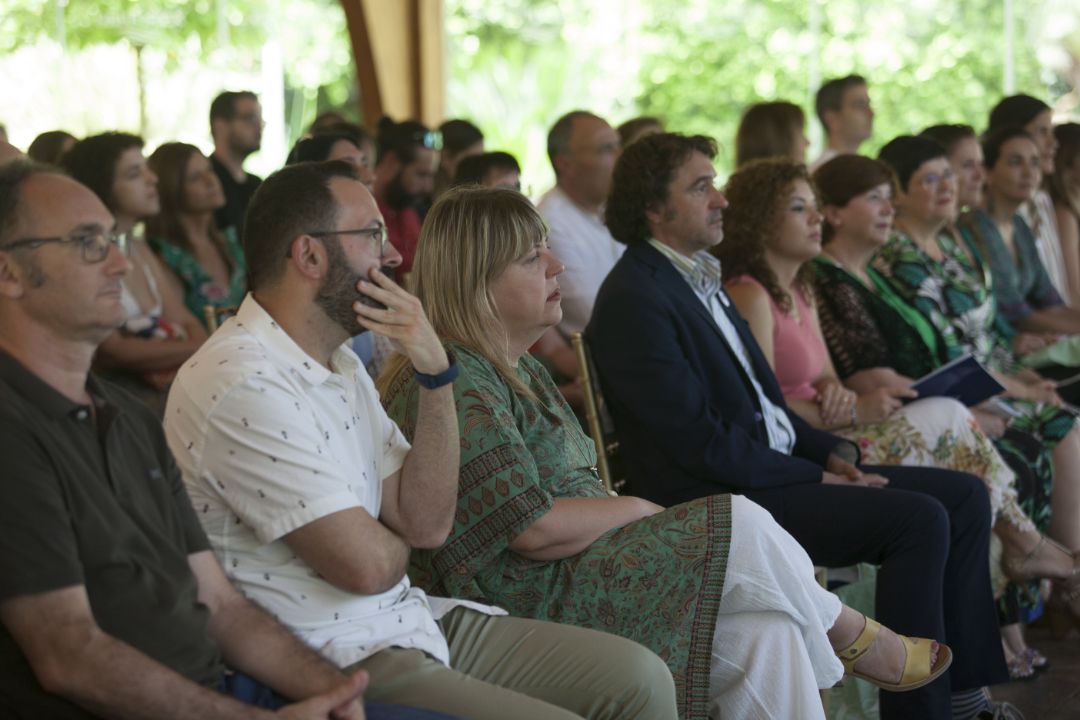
left=61, top=133, right=207, bottom=414
left=874, top=136, right=1080, bottom=640
left=147, top=142, right=247, bottom=326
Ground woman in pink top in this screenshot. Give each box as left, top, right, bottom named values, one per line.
left=719, top=161, right=1025, bottom=563
left=728, top=273, right=828, bottom=402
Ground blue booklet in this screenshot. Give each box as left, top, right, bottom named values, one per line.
left=910, top=354, right=1005, bottom=407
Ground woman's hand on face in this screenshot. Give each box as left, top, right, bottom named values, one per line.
left=814, top=378, right=856, bottom=427
left=855, top=387, right=918, bottom=424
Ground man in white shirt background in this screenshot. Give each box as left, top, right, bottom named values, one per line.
left=537, top=111, right=624, bottom=339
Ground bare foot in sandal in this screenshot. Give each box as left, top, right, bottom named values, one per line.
left=828, top=605, right=951, bottom=690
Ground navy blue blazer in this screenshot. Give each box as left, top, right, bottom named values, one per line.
left=586, top=241, right=850, bottom=506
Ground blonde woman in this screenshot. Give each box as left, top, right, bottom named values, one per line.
left=382, top=186, right=950, bottom=720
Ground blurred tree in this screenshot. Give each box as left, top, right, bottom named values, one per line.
left=636, top=0, right=1066, bottom=173
left=0, top=0, right=356, bottom=148
left=445, top=0, right=643, bottom=193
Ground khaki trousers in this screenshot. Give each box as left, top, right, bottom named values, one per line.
left=349, top=607, right=677, bottom=720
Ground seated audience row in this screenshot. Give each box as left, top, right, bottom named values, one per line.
left=3, top=76, right=1079, bottom=720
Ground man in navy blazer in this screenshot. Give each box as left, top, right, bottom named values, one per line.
left=586, top=133, right=1007, bottom=720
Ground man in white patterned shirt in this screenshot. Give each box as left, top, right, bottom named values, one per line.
left=165, top=160, right=678, bottom=720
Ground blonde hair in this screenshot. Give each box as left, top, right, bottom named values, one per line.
left=378, top=186, right=548, bottom=397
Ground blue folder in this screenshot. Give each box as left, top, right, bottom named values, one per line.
left=910, top=354, right=1005, bottom=407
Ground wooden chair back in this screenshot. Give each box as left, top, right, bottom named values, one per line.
left=202, top=304, right=238, bottom=333
left=570, top=332, right=624, bottom=495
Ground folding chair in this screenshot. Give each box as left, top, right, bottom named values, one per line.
left=570, top=332, right=625, bottom=495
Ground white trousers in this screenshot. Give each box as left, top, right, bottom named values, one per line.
left=709, top=495, right=845, bottom=720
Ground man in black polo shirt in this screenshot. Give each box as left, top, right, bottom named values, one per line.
left=0, top=162, right=446, bottom=720
left=210, top=90, right=263, bottom=235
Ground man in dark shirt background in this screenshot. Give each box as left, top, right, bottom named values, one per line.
left=0, top=161, right=464, bottom=720
left=210, top=90, right=263, bottom=236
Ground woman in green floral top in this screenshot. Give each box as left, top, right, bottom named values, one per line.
left=382, top=186, right=951, bottom=720
left=147, top=142, right=247, bottom=323
left=874, top=135, right=1080, bottom=644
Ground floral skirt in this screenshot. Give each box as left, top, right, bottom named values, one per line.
left=837, top=396, right=1029, bottom=530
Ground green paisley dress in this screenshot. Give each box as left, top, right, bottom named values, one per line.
left=383, top=345, right=731, bottom=720
left=874, top=230, right=1076, bottom=619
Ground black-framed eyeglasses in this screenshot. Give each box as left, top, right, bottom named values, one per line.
left=1, top=229, right=130, bottom=263
left=304, top=225, right=387, bottom=259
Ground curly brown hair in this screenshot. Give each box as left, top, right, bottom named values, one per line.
left=717, top=159, right=816, bottom=314
left=606, top=132, right=717, bottom=246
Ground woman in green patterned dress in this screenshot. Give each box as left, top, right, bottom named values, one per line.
left=382, top=186, right=951, bottom=720
left=811, top=150, right=1080, bottom=677
left=146, top=142, right=247, bottom=325
left=873, top=135, right=1080, bottom=637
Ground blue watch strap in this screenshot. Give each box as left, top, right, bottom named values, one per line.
left=413, top=361, right=459, bottom=389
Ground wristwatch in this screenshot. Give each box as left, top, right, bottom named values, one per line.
left=414, top=354, right=459, bottom=389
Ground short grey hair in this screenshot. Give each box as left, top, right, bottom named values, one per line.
left=0, top=160, right=51, bottom=247
left=546, top=110, right=601, bottom=175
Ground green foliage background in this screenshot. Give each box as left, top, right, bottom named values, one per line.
left=445, top=0, right=1080, bottom=186
left=2, top=0, right=1077, bottom=185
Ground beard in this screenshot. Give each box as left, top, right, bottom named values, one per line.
left=384, top=172, right=419, bottom=211
left=314, top=239, right=393, bottom=336
left=230, top=134, right=261, bottom=160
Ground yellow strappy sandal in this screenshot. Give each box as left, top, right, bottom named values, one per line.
left=836, top=617, right=953, bottom=692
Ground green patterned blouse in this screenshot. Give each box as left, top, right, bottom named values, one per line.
left=383, top=344, right=732, bottom=719
left=873, top=229, right=1017, bottom=373
left=149, top=226, right=247, bottom=324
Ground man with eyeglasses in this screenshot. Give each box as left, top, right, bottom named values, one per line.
left=372, top=118, right=440, bottom=282
left=164, top=159, right=680, bottom=719
left=810, top=75, right=875, bottom=173
left=0, top=160, right=484, bottom=719
left=210, top=90, right=265, bottom=237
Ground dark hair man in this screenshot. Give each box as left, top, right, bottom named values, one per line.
left=451, top=151, right=521, bottom=190
left=209, top=90, right=264, bottom=236
left=165, top=160, right=679, bottom=719
left=587, top=132, right=1010, bottom=720
left=811, top=75, right=874, bottom=171
left=371, top=118, right=439, bottom=281
left=0, top=160, right=399, bottom=719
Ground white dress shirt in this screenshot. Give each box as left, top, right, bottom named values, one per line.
left=538, top=185, right=625, bottom=337
left=165, top=295, right=499, bottom=669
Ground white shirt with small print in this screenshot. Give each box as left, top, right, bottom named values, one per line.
left=165, top=294, right=500, bottom=669
left=538, top=185, right=625, bottom=337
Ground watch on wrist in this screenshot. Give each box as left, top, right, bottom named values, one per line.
left=414, top=353, right=458, bottom=389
